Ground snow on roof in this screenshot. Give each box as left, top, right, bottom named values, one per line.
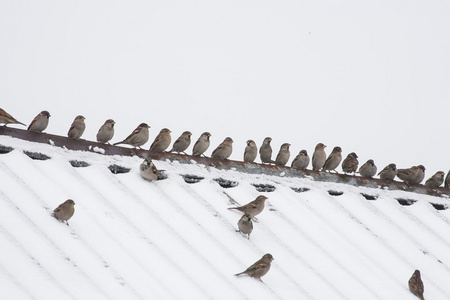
left=1, top=135, right=450, bottom=299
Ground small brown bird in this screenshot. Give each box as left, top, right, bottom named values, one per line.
left=358, top=159, right=377, bottom=178
left=235, top=254, right=274, bottom=282
left=96, top=119, right=115, bottom=144
left=312, top=143, right=327, bottom=170
left=341, top=152, right=358, bottom=175
left=425, top=171, right=445, bottom=187
left=211, top=137, right=233, bottom=159
left=445, top=171, right=450, bottom=188
left=0, top=108, right=26, bottom=127
left=67, top=115, right=86, bottom=139
left=192, top=132, right=211, bottom=157
left=244, top=140, right=258, bottom=163
left=228, top=195, right=268, bottom=217
left=408, top=270, right=425, bottom=300
left=140, top=157, right=159, bottom=182
left=275, top=143, right=291, bottom=166
left=322, top=146, right=342, bottom=173
left=170, top=131, right=192, bottom=154
left=237, top=213, right=253, bottom=239
left=114, top=123, right=150, bottom=148
left=53, top=199, right=75, bottom=225
left=397, top=165, right=426, bottom=185
left=259, top=137, right=274, bottom=164
left=378, top=163, right=397, bottom=181
left=27, top=110, right=50, bottom=132
left=150, top=128, right=172, bottom=152
left=291, top=150, right=310, bottom=170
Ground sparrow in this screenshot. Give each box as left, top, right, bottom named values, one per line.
left=358, top=159, right=377, bottom=178
left=52, top=199, right=75, bottom=225
left=192, top=132, right=211, bottom=157
left=237, top=213, right=253, bottom=239
left=445, top=171, right=450, bottom=188
left=408, top=270, right=425, bottom=300
left=170, top=131, right=192, bottom=154
left=259, top=137, right=274, bottom=164
left=425, top=171, right=445, bottom=187
left=322, top=146, right=342, bottom=173
left=140, top=157, right=159, bottom=182
left=27, top=110, right=50, bottom=132
left=114, top=123, right=150, bottom=149
left=228, top=195, right=267, bottom=217
left=291, top=150, right=310, bottom=170
left=312, top=143, right=327, bottom=170
left=397, top=165, right=426, bottom=185
left=150, top=128, right=172, bottom=152
left=244, top=140, right=258, bottom=163
left=0, top=108, right=26, bottom=126
left=235, top=254, right=274, bottom=282
left=341, top=152, right=358, bottom=175
left=96, top=119, right=115, bottom=144
left=211, top=137, right=233, bottom=159
left=67, top=115, right=86, bottom=139
left=275, top=143, right=291, bottom=166
left=378, top=163, right=397, bottom=181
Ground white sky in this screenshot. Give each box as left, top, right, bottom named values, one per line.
left=1, top=0, right=450, bottom=178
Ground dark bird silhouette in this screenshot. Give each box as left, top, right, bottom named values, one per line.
left=408, top=270, right=425, bottom=300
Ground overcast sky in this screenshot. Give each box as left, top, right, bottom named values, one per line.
left=1, top=0, right=449, bottom=178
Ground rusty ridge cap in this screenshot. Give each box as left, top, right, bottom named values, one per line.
left=1, top=126, right=450, bottom=198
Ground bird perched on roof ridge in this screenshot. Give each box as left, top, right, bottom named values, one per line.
left=150, top=128, right=172, bottom=152
left=192, top=132, right=211, bottom=157
left=96, top=119, right=115, bottom=144
left=342, top=152, right=358, bottom=175
left=291, top=150, right=310, bottom=170
left=0, top=108, right=26, bottom=127
left=408, top=270, right=425, bottom=300
left=445, top=171, right=450, bottom=188
left=378, top=163, right=397, bottom=181
left=52, top=199, right=75, bottom=225
left=425, top=171, right=445, bottom=188
left=170, top=131, right=192, bottom=154
left=113, top=123, right=150, bottom=149
left=312, top=143, right=327, bottom=170
left=275, top=143, right=290, bottom=166
left=235, top=253, right=274, bottom=282
left=228, top=195, right=267, bottom=217
left=211, top=137, right=233, bottom=159
left=259, top=137, right=274, bottom=164
left=322, top=146, right=342, bottom=173
left=358, top=159, right=377, bottom=178
left=140, top=157, right=159, bottom=181
left=27, top=110, right=50, bottom=132
left=244, top=140, right=258, bottom=163
left=67, top=115, right=86, bottom=139
left=237, top=213, right=253, bottom=239
left=397, top=165, right=426, bottom=185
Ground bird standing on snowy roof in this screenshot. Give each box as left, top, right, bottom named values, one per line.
left=228, top=195, right=267, bottom=217
left=408, top=270, right=425, bottom=300
left=244, top=140, right=258, bottom=163
left=0, top=108, right=26, bottom=127
left=291, top=150, right=310, bottom=170
left=237, top=213, right=253, bottom=239
left=53, top=199, right=75, bottom=225
left=397, top=165, right=426, bottom=185
left=322, top=146, right=342, bottom=173
left=275, top=143, right=290, bottom=166
left=27, top=110, right=50, bottom=132
left=235, top=254, right=274, bottom=282
left=342, top=152, right=358, bottom=175
left=358, top=159, right=377, bottom=178
left=378, top=163, right=397, bottom=181
left=425, top=171, right=445, bottom=187
left=140, top=157, right=159, bottom=182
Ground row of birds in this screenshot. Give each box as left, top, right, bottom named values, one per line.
left=1, top=108, right=449, bottom=188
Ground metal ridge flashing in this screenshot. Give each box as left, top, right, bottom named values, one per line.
left=1, top=126, right=449, bottom=198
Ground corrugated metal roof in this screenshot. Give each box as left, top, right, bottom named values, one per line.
left=1, top=133, right=450, bottom=299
